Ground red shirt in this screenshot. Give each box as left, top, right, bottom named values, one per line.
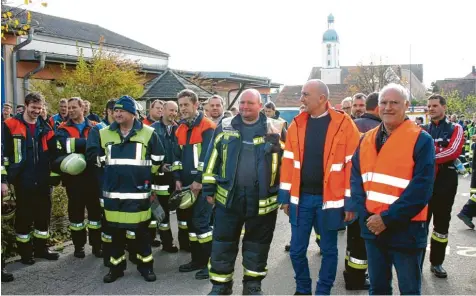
left=28, top=123, right=36, bottom=137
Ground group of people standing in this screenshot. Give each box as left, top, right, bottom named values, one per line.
left=1, top=78, right=475, bottom=295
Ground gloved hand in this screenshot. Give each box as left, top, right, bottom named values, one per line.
left=264, top=133, right=282, bottom=153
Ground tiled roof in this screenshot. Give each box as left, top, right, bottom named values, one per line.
left=274, top=84, right=350, bottom=108
left=141, top=70, right=213, bottom=100
left=2, top=5, right=168, bottom=57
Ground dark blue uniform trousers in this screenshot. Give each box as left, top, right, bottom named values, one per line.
left=290, top=193, right=338, bottom=295
left=209, top=188, right=278, bottom=285
left=365, top=239, right=424, bottom=295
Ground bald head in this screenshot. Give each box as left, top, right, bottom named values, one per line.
left=304, top=79, right=329, bottom=100
left=163, top=100, right=178, bottom=123
left=300, top=79, right=330, bottom=116
left=239, top=88, right=263, bottom=123
left=164, top=100, right=178, bottom=109
left=239, top=89, right=262, bottom=103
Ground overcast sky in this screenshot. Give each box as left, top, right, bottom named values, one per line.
left=16, top=0, right=476, bottom=87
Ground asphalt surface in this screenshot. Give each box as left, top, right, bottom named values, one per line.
left=2, top=176, right=476, bottom=295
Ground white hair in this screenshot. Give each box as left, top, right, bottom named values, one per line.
left=379, top=83, right=409, bottom=102
left=341, top=97, right=352, bottom=105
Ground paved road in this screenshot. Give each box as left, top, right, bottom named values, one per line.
left=3, top=177, right=476, bottom=295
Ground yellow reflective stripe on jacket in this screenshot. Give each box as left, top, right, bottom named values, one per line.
left=13, top=138, right=22, bottom=163
left=126, top=230, right=136, bottom=239
left=215, top=185, right=228, bottom=205
left=253, top=136, right=265, bottom=145
left=171, top=161, right=183, bottom=171
left=202, top=173, right=216, bottom=184
left=258, top=195, right=278, bottom=215
left=270, top=153, right=278, bottom=186
left=197, top=231, right=213, bottom=243
left=101, top=232, right=112, bottom=243
left=189, top=232, right=198, bottom=242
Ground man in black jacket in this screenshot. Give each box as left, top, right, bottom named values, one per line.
left=342, top=92, right=381, bottom=290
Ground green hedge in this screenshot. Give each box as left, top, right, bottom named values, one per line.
left=2, top=186, right=70, bottom=258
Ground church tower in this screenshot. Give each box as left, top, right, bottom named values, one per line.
left=320, top=14, right=342, bottom=84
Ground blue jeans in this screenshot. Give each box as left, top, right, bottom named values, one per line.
left=289, top=194, right=338, bottom=295
left=365, top=239, right=424, bottom=295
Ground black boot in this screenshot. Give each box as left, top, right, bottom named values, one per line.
left=151, top=239, right=162, bottom=248
left=34, top=249, right=59, bottom=260
left=74, top=246, right=85, bottom=259
left=20, top=257, right=35, bottom=265
left=2, top=258, right=14, bottom=283
left=103, top=269, right=124, bottom=283
left=209, top=283, right=233, bottom=295
left=431, top=265, right=448, bottom=278
left=343, top=270, right=370, bottom=290
left=457, top=212, right=475, bottom=229
left=179, top=261, right=204, bottom=272
left=243, top=281, right=263, bottom=295
left=140, top=269, right=157, bottom=282
left=162, top=244, right=179, bottom=253
left=92, top=245, right=103, bottom=258
left=195, top=267, right=209, bottom=280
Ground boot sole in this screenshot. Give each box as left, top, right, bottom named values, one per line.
left=431, top=268, right=448, bottom=278
left=195, top=274, right=210, bottom=280
left=104, top=273, right=124, bottom=283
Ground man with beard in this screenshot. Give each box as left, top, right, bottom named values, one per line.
left=351, top=93, right=366, bottom=119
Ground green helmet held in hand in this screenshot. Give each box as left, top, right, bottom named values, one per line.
left=60, top=153, right=87, bottom=175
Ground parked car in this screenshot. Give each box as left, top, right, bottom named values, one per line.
left=276, top=107, right=300, bottom=124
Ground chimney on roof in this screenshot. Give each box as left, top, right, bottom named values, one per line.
left=473, top=65, right=476, bottom=74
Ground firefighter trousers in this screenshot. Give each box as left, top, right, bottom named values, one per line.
left=65, top=184, right=102, bottom=248
left=187, top=192, right=213, bottom=267
left=109, top=225, right=153, bottom=272
left=424, top=167, right=457, bottom=266
left=344, top=219, right=368, bottom=285
left=177, top=207, right=191, bottom=251
left=209, top=203, right=278, bottom=285
left=14, top=184, right=52, bottom=258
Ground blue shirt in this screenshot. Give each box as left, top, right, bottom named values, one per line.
left=74, top=121, right=87, bottom=136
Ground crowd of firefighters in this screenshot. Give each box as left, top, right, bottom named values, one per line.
left=1, top=79, right=475, bottom=295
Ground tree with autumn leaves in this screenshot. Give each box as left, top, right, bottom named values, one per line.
left=33, top=43, right=146, bottom=114
left=1, top=0, right=47, bottom=38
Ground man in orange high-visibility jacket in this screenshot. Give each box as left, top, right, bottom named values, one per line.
left=278, top=79, right=360, bottom=295
left=351, top=83, right=435, bottom=295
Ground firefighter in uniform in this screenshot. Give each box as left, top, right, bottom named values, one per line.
left=204, top=89, right=285, bottom=295
left=2, top=93, right=60, bottom=264
left=422, top=94, right=464, bottom=278
left=174, top=89, right=216, bottom=280
left=86, top=95, right=165, bottom=283
left=142, top=99, right=165, bottom=247
left=458, top=139, right=476, bottom=229
left=342, top=92, right=381, bottom=290
left=279, top=80, right=360, bottom=295
left=55, top=97, right=102, bottom=258
left=151, top=101, right=180, bottom=253
left=50, top=98, right=69, bottom=131
left=351, top=83, right=435, bottom=295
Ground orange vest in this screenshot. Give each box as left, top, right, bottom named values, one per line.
left=142, top=117, right=154, bottom=126
left=4, top=117, right=54, bottom=151
left=58, top=121, right=97, bottom=139
left=359, top=120, right=428, bottom=221
left=176, top=116, right=216, bottom=146
left=279, top=103, right=360, bottom=210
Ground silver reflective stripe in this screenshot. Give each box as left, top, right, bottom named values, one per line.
left=244, top=267, right=267, bottom=276
left=150, top=220, right=158, bottom=225
left=151, top=154, right=164, bottom=161
left=101, top=233, right=112, bottom=239
left=66, top=138, right=72, bottom=153
left=283, top=150, right=294, bottom=159
left=193, top=144, right=199, bottom=169
left=322, top=199, right=344, bottom=209
left=151, top=185, right=169, bottom=191
left=126, top=230, right=136, bottom=236
left=106, top=159, right=152, bottom=166
left=432, top=231, right=448, bottom=239
left=159, top=223, right=169, bottom=228
left=107, top=145, right=112, bottom=162
left=178, top=221, right=187, bottom=226
left=280, top=182, right=291, bottom=190
left=290, top=196, right=299, bottom=205
left=349, top=257, right=367, bottom=265
left=345, top=189, right=351, bottom=197
left=366, top=191, right=398, bottom=205
left=34, top=229, right=49, bottom=236
left=99, top=198, right=104, bottom=207
left=136, top=143, right=142, bottom=160
left=103, top=191, right=150, bottom=200
left=88, top=221, right=100, bottom=226
left=17, top=233, right=30, bottom=239
left=197, top=231, right=213, bottom=239
left=362, top=172, right=410, bottom=189
left=189, top=232, right=197, bottom=238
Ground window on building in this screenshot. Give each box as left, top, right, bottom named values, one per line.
left=328, top=48, right=331, bottom=55
left=328, top=60, right=331, bottom=66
